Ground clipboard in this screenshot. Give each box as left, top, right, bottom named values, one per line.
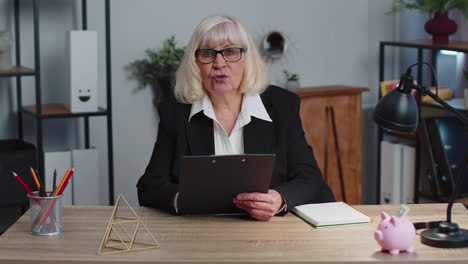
left=178, top=154, right=275, bottom=214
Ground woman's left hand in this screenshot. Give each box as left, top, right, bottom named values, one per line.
left=233, top=189, right=284, bottom=221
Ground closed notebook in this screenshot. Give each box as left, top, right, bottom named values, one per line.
left=292, top=201, right=372, bottom=228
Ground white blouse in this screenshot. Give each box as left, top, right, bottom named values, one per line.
left=189, top=93, right=272, bottom=155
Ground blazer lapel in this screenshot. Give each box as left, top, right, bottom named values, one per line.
left=244, top=92, right=276, bottom=154
left=243, top=117, right=275, bottom=154
left=187, top=112, right=215, bottom=155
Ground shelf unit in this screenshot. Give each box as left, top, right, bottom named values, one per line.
left=0, top=67, right=35, bottom=77
left=378, top=40, right=468, bottom=203
left=1, top=0, right=115, bottom=204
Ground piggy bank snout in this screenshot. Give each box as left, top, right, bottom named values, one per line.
left=374, top=230, right=383, bottom=241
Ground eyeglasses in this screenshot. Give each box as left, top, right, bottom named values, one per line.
left=195, top=47, right=246, bottom=64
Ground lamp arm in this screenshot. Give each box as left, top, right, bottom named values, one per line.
left=447, top=156, right=468, bottom=223
left=417, top=86, right=468, bottom=127
left=415, top=86, right=468, bottom=224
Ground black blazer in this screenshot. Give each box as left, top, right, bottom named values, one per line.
left=137, top=85, right=335, bottom=214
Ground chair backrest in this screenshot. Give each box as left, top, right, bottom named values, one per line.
left=425, top=116, right=468, bottom=200
left=0, top=140, right=37, bottom=207
left=0, top=140, right=37, bottom=234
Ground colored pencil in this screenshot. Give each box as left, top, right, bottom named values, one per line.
left=12, top=171, right=39, bottom=203
left=30, top=167, right=41, bottom=190
left=12, top=171, right=35, bottom=197
left=34, top=168, right=46, bottom=197
left=37, top=168, right=75, bottom=226
left=34, top=168, right=72, bottom=226
left=53, top=169, right=70, bottom=196
left=56, top=168, right=74, bottom=195
left=50, top=169, right=57, bottom=196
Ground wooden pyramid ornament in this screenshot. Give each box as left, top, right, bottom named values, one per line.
left=98, top=194, right=160, bottom=255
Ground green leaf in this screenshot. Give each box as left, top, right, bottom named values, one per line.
left=387, top=0, right=468, bottom=17
left=126, top=36, right=186, bottom=92
left=283, top=70, right=300, bottom=81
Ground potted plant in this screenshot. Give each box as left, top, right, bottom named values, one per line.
left=283, top=70, right=300, bottom=91
left=126, top=36, right=185, bottom=104
left=388, top=0, right=468, bottom=44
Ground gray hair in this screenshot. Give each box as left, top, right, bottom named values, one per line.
left=174, top=14, right=269, bottom=103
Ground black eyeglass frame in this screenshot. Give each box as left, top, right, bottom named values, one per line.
left=195, top=47, right=247, bottom=64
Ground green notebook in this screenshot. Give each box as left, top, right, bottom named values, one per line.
left=292, top=201, right=372, bottom=228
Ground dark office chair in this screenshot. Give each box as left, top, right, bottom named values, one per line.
left=0, top=140, right=37, bottom=235
left=420, top=116, right=468, bottom=203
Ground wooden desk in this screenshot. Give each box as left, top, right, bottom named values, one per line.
left=0, top=204, right=467, bottom=263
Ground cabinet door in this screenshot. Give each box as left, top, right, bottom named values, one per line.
left=299, top=94, right=363, bottom=204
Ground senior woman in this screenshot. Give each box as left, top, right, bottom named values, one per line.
left=137, top=14, right=335, bottom=221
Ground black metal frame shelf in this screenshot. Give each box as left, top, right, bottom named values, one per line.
left=21, top=105, right=109, bottom=119
left=0, top=67, right=35, bottom=77
left=381, top=131, right=417, bottom=141
left=1, top=0, right=115, bottom=205
left=381, top=40, right=468, bottom=53
left=422, top=101, right=468, bottom=112
left=378, top=40, right=468, bottom=204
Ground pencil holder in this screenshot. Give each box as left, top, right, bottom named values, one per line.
left=28, top=192, right=63, bottom=235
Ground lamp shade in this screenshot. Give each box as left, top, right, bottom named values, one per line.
left=373, top=88, right=419, bottom=133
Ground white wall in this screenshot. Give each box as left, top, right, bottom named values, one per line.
left=0, top=0, right=14, bottom=139
left=1, top=0, right=396, bottom=205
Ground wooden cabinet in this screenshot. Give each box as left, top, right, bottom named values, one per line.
left=296, top=86, right=369, bottom=204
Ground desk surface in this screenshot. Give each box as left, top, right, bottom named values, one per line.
left=0, top=204, right=467, bottom=264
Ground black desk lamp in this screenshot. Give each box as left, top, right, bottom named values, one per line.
left=374, top=62, right=468, bottom=248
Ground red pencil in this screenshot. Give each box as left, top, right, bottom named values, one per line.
left=12, top=171, right=36, bottom=197
left=12, top=172, right=40, bottom=204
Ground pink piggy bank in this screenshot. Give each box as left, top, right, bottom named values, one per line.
left=374, top=212, right=416, bottom=255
